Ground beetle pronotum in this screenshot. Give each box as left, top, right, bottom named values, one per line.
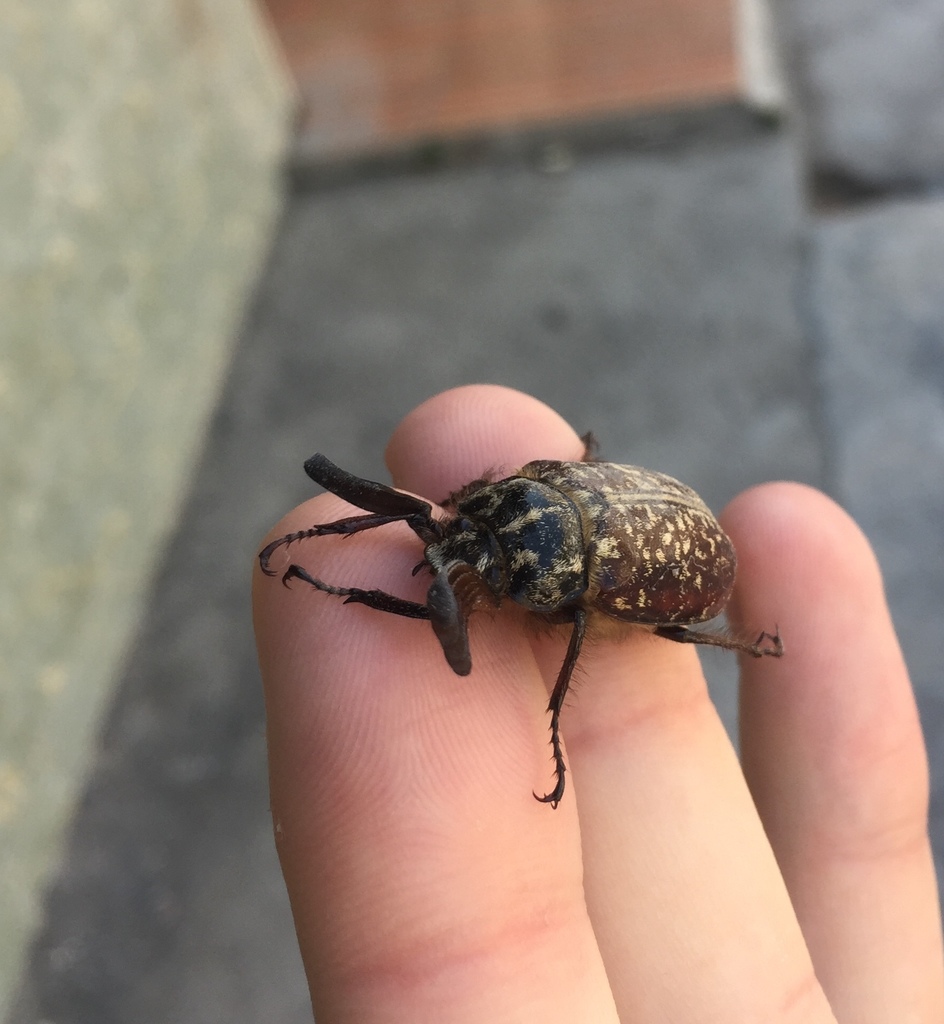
left=260, top=450, right=783, bottom=807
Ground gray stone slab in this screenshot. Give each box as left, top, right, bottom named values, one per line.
left=0, top=0, right=290, bottom=1012
left=10, top=118, right=822, bottom=1022
left=775, top=0, right=944, bottom=191
left=807, top=197, right=944, bottom=874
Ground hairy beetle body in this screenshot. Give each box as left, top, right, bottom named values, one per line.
left=516, top=461, right=736, bottom=626
left=435, top=475, right=588, bottom=612
left=260, top=449, right=782, bottom=807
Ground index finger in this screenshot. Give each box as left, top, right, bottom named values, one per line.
left=254, top=385, right=618, bottom=1022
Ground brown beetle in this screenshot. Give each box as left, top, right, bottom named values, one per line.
left=260, top=451, right=782, bottom=807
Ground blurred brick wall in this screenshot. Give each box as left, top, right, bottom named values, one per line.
left=260, top=0, right=739, bottom=157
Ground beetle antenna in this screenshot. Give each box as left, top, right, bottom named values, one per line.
left=304, top=454, right=435, bottom=520
left=427, top=571, right=472, bottom=675
left=425, top=562, right=500, bottom=676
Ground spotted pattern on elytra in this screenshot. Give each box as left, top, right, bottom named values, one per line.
left=517, top=460, right=736, bottom=626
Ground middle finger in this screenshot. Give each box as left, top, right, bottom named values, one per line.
left=546, top=630, right=837, bottom=1022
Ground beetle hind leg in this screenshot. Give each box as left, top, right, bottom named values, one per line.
left=534, top=608, right=587, bottom=808
left=654, top=624, right=783, bottom=658
left=281, top=564, right=430, bottom=620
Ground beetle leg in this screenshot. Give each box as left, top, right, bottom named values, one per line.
left=579, top=431, right=601, bottom=462
left=259, top=513, right=427, bottom=576
left=654, top=624, right=784, bottom=658
left=281, top=564, right=431, bottom=619
left=534, top=607, right=588, bottom=808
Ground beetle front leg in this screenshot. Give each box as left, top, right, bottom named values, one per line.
left=259, top=513, right=430, bottom=576
left=534, top=607, right=587, bottom=808
left=282, top=564, right=431, bottom=620
left=579, top=431, right=600, bottom=462
left=654, top=624, right=783, bottom=658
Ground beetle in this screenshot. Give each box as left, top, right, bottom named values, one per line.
left=259, top=449, right=783, bottom=807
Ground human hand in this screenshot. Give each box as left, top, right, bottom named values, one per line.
left=253, top=385, right=943, bottom=1022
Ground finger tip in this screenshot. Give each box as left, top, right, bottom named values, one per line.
left=720, top=481, right=902, bottom=694
left=385, top=385, right=584, bottom=495
left=721, top=481, right=884, bottom=603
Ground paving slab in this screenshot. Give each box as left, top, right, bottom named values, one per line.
left=775, top=0, right=944, bottom=192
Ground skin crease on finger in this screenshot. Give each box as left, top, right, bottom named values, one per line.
left=258, top=385, right=939, bottom=1023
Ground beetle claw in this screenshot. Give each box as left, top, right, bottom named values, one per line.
left=534, top=749, right=567, bottom=807
left=533, top=773, right=565, bottom=809
left=533, top=741, right=567, bottom=808
left=750, top=628, right=784, bottom=658
left=533, top=794, right=561, bottom=809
